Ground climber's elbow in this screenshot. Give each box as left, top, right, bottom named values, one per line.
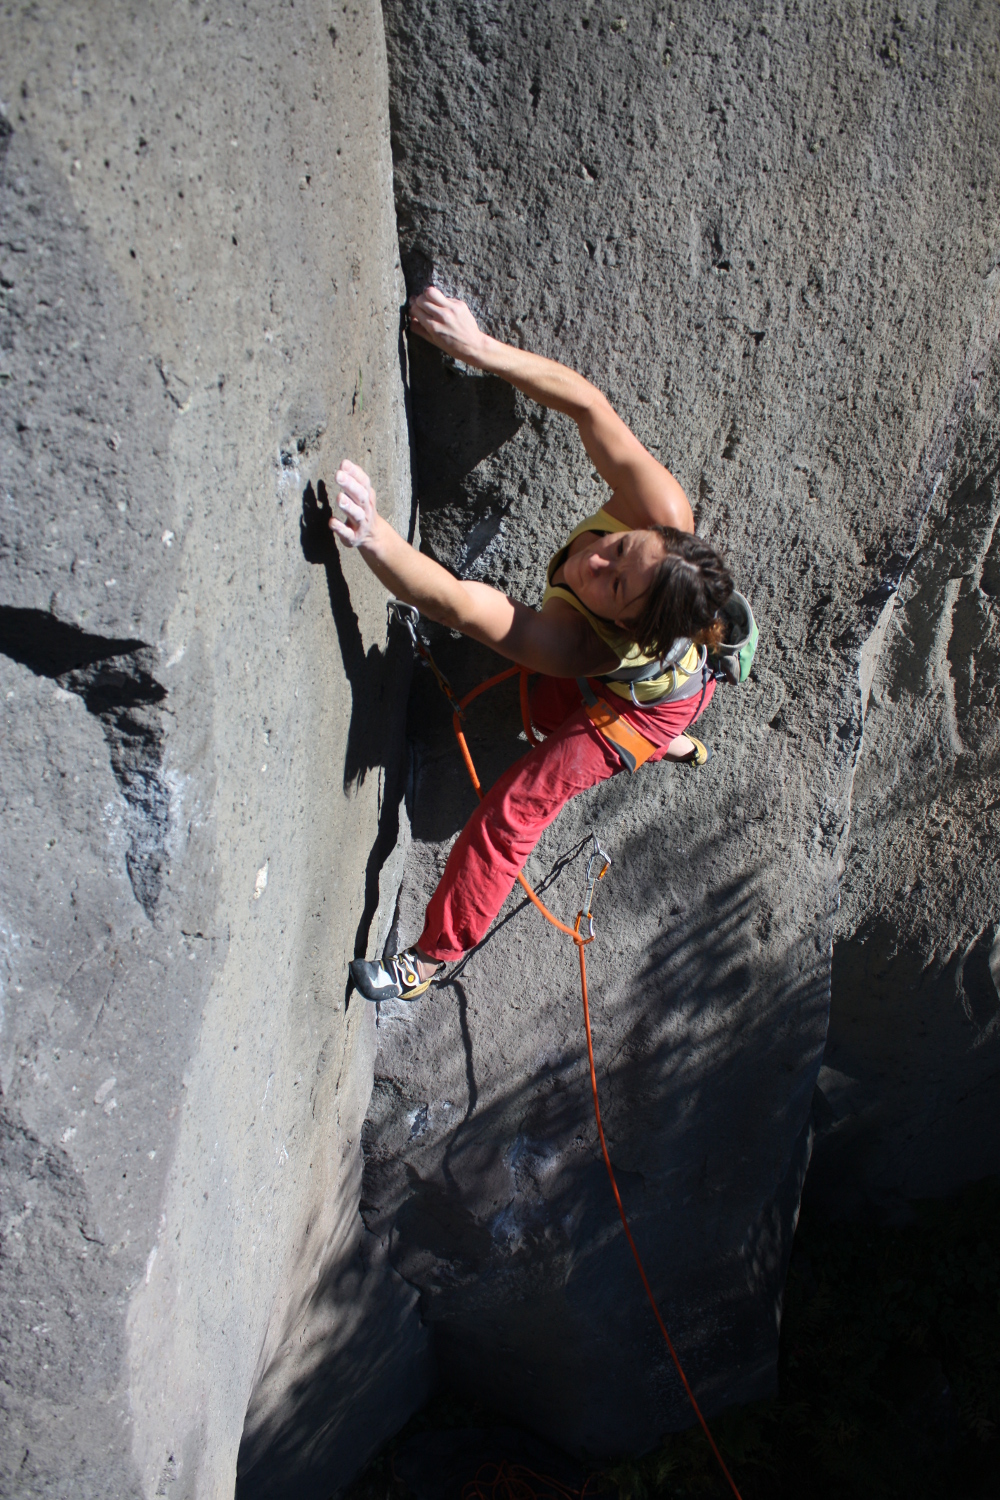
left=447, top=581, right=519, bottom=645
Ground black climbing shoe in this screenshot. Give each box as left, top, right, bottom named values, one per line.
left=350, top=949, right=438, bottom=1002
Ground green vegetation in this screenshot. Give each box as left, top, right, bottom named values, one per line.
left=344, top=1177, right=1000, bottom=1500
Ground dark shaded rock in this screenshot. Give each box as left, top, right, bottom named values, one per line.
left=393, top=1427, right=591, bottom=1500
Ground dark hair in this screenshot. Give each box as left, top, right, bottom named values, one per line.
left=629, top=527, right=733, bottom=659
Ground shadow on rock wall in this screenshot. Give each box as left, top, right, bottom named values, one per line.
left=236, top=1177, right=431, bottom=1500
left=406, top=338, right=525, bottom=575
left=300, top=480, right=413, bottom=972
left=365, top=747, right=823, bottom=1453
left=0, top=607, right=170, bottom=915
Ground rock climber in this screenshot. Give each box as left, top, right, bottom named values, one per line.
left=334, top=286, right=733, bottom=1002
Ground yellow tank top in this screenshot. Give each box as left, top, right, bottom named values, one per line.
left=542, top=507, right=700, bottom=704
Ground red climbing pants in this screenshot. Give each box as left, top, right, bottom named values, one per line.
left=417, top=673, right=715, bottom=962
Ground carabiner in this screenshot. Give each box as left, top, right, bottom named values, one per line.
left=387, top=599, right=421, bottom=646
left=582, top=833, right=612, bottom=926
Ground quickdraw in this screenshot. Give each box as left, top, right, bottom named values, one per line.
left=390, top=600, right=467, bottom=720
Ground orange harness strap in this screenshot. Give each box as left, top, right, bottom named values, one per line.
left=576, top=677, right=658, bottom=773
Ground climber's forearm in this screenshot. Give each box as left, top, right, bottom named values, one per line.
left=358, top=518, right=475, bottom=627
left=334, top=458, right=527, bottom=647
left=358, top=522, right=522, bottom=651
left=409, top=286, right=599, bottom=421
left=471, top=336, right=599, bottom=422
left=333, top=459, right=476, bottom=627
left=479, top=339, right=693, bottom=531
left=408, top=288, right=694, bottom=531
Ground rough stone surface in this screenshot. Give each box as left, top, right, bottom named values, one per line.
left=368, top=0, right=1000, bottom=1459
left=812, top=334, right=1000, bottom=1220
left=1, top=3, right=425, bottom=1496
left=3, top=2, right=999, bottom=1495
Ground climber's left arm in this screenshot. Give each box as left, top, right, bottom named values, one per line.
left=331, top=460, right=618, bottom=677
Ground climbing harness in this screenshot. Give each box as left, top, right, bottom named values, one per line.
left=601, top=637, right=709, bottom=704
left=388, top=602, right=746, bottom=1500
left=583, top=591, right=758, bottom=774
left=594, top=588, right=759, bottom=703
left=393, top=590, right=757, bottom=778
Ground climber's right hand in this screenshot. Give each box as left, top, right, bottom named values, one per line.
left=409, top=286, right=489, bottom=366
left=331, top=459, right=381, bottom=550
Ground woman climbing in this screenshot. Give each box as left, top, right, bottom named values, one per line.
left=335, top=286, right=734, bottom=1002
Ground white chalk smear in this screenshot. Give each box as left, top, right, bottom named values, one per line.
left=94, top=1077, right=116, bottom=1105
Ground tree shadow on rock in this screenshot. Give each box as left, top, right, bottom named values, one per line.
left=361, top=771, right=833, bottom=1452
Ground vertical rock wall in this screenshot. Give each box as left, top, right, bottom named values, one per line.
left=2, top=2, right=998, bottom=1495
left=813, top=324, right=1000, bottom=1219
left=0, top=3, right=423, bottom=1495
left=366, top=0, right=1000, bottom=1460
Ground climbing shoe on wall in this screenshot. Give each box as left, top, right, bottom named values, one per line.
left=350, top=950, right=437, bottom=1002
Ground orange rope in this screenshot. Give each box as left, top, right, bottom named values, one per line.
left=452, top=669, right=584, bottom=940
left=450, top=668, right=744, bottom=1500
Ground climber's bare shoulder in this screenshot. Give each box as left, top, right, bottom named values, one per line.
left=535, top=595, right=620, bottom=675
left=578, top=394, right=694, bottom=534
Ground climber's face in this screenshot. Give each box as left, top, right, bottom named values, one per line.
left=564, top=529, right=666, bottom=632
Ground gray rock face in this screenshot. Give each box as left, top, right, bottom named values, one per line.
left=1, top=3, right=423, bottom=1495
left=367, top=0, right=1000, bottom=1459
left=3, top=1, right=999, bottom=1494
left=813, top=335, right=1000, bottom=1220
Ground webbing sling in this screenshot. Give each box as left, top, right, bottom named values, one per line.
left=600, top=639, right=704, bottom=690
left=576, top=678, right=659, bottom=773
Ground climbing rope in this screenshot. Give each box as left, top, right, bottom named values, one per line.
left=390, top=604, right=744, bottom=1500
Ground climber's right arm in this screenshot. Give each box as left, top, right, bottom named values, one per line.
left=409, top=287, right=694, bottom=533
left=332, top=460, right=617, bottom=677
